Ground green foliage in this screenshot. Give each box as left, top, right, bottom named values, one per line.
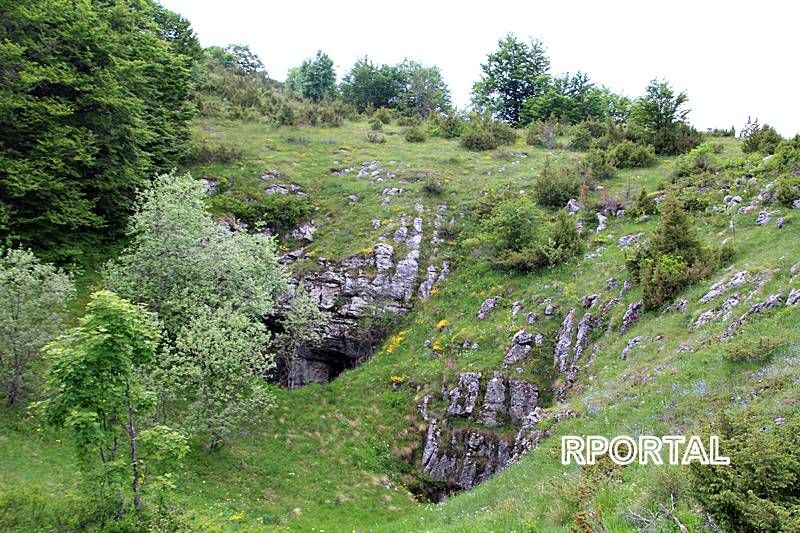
left=422, top=177, right=446, bottom=195
left=582, top=148, right=617, bottom=180
left=188, top=139, right=243, bottom=164
left=723, top=336, right=787, bottom=363
left=340, top=57, right=405, bottom=113
left=523, top=72, right=615, bottom=125
left=164, top=305, right=275, bottom=448
left=640, top=254, right=689, bottom=310
left=428, top=110, right=466, bottom=139
left=105, top=172, right=287, bottom=336
left=630, top=79, right=700, bottom=155
left=609, top=140, right=656, bottom=168
left=0, top=248, right=74, bottom=406
left=649, top=192, right=703, bottom=262
left=395, top=61, right=452, bottom=117
left=472, top=34, right=550, bottom=124
left=272, top=285, right=326, bottom=388
left=775, top=174, right=800, bottom=206
left=533, top=160, right=581, bottom=208
left=568, top=123, right=592, bottom=151
left=672, top=142, right=720, bottom=178
left=366, top=131, right=386, bottom=144
left=526, top=119, right=561, bottom=148
left=0, top=0, right=199, bottom=255
left=630, top=188, right=658, bottom=217
left=461, top=113, right=517, bottom=151
left=690, top=410, right=800, bottom=532
left=285, top=50, right=337, bottom=102
left=741, top=117, right=783, bottom=154
left=482, top=197, right=582, bottom=272
left=404, top=127, right=427, bottom=143
left=209, top=191, right=312, bottom=230
left=373, top=107, right=393, bottom=124
left=370, top=118, right=384, bottom=131
left=38, top=290, right=173, bottom=514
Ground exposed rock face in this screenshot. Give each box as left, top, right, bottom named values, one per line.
left=566, top=198, right=581, bottom=213
left=596, top=213, right=607, bottom=232
left=620, top=301, right=643, bottom=332
left=418, top=371, right=552, bottom=493
left=447, top=372, right=482, bottom=416
left=553, top=309, right=577, bottom=373
left=504, top=329, right=535, bottom=365
left=477, top=296, right=501, bottom=320
left=290, top=243, right=431, bottom=386
left=265, top=183, right=306, bottom=196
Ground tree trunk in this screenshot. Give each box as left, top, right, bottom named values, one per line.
left=7, top=353, right=22, bottom=406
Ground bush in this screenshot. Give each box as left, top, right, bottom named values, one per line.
left=209, top=192, right=313, bottom=230
left=526, top=120, right=559, bottom=148
left=724, top=336, right=787, bottom=363
left=609, top=140, right=656, bottom=168
left=397, top=114, right=422, bottom=127
left=640, top=253, right=690, bottom=309
left=628, top=188, right=658, bottom=217
left=366, top=132, right=386, bottom=144
left=370, top=118, right=383, bottom=131
left=429, top=111, right=465, bottom=139
left=673, top=142, right=720, bottom=178
left=485, top=197, right=583, bottom=272
left=775, top=174, right=800, bottom=206
left=188, top=139, right=243, bottom=164
left=583, top=149, right=616, bottom=180
left=461, top=114, right=517, bottom=151
left=474, top=188, right=516, bottom=219
left=690, top=410, right=800, bottom=532
left=533, top=160, right=581, bottom=208
left=422, top=177, right=445, bottom=195
left=404, top=127, right=426, bottom=143
left=741, top=118, right=783, bottom=154
left=568, top=124, right=592, bottom=151
left=373, top=107, right=392, bottom=124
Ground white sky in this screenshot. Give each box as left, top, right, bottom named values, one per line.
left=160, top=0, right=799, bottom=136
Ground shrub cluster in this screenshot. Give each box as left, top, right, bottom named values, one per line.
left=460, top=114, right=517, bottom=151
left=208, top=192, right=312, bottom=230
left=741, top=117, right=783, bottom=154
left=626, top=192, right=734, bottom=309
left=533, top=160, right=582, bottom=208
left=404, top=127, right=427, bottom=143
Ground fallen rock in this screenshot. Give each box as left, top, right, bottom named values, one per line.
left=620, top=336, right=645, bottom=359
left=504, top=329, right=535, bottom=365
left=620, top=301, right=643, bottom=332
left=566, top=198, right=581, bottom=213
left=596, top=213, right=607, bottom=232
left=291, top=222, right=317, bottom=242
left=511, top=300, right=523, bottom=316
left=617, top=232, right=644, bottom=248
left=477, top=296, right=501, bottom=320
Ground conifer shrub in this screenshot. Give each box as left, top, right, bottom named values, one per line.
left=404, top=127, right=427, bottom=143
left=583, top=149, right=617, bottom=180
left=370, top=118, right=383, bottom=131
left=428, top=111, right=465, bottom=139
left=690, top=410, right=800, bottom=532
left=775, top=174, right=800, bottom=206
left=629, top=188, right=658, bottom=217
left=373, top=107, right=393, bottom=124
left=461, top=114, right=517, bottom=151
left=568, top=124, right=592, bottom=151
left=741, top=118, right=783, bottom=154
left=626, top=191, right=732, bottom=309
left=609, top=140, right=657, bottom=168
left=533, top=160, right=582, bottom=208
left=366, top=131, right=386, bottom=144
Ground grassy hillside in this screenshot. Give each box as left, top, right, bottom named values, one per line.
left=1, top=118, right=798, bottom=532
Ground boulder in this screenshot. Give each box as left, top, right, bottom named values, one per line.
left=620, top=301, right=643, bottom=332
left=477, top=296, right=501, bottom=320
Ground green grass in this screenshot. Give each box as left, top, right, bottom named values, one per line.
left=2, top=119, right=798, bottom=531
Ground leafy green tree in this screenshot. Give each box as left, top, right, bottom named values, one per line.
left=38, top=290, right=185, bottom=515
left=631, top=79, right=700, bottom=155
left=287, top=50, right=336, bottom=102
left=396, top=61, right=452, bottom=117
left=105, top=172, right=287, bottom=336
left=523, top=72, right=609, bottom=124
left=340, top=57, right=406, bottom=112
left=225, top=44, right=266, bottom=75
left=0, top=248, right=74, bottom=405
left=166, top=305, right=275, bottom=448
left=472, top=34, right=551, bottom=124
left=0, top=0, right=199, bottom=256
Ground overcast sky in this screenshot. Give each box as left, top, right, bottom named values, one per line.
left=160, top=0, right=799, bottom=136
